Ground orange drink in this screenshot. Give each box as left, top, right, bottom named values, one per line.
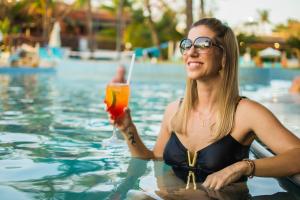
left=105, top=83, right=130, bottom=119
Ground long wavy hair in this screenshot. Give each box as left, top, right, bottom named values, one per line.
left=171, top=18, right=240, bottom=141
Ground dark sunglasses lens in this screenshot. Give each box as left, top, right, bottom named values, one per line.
left=194, top=38, right=211, bottom=48
left=180, top=39, right=192, bottom=53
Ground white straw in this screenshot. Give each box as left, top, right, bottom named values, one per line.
left=126, top=53, right=135, bottom=84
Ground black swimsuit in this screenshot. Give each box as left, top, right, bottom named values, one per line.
left=163, top=97, right=251, bottom=183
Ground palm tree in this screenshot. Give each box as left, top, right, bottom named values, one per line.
left=116, top=0, right=124, bottom=60
left=28, top=0, right=54, bottom=45
left=74, top=0, right=94, bottom=51
left=258, top=9, right=270, bottom=24
left=0, top=0, right=27, bottom=32
left=257, top=9, right=270, bottom=35
left=185, top=0, right=193, bottom=35
left=100, top=0, right=132, bottom=59
left=199, top=0, right=205, bottom=19
left=144, top=0, right=161, bottom=55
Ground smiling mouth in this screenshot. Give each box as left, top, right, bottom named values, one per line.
left=187, top=61, right=204, bottom=69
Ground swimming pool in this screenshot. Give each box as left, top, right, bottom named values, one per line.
left=0, top=59, right=299, bottom=200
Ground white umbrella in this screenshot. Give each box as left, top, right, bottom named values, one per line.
left=48, top=21, right=61, bottom=47
left=258, top=47, right=281, bottom=58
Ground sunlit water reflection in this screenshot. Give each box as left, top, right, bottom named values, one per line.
left=0, top=60, right=299, bottom=199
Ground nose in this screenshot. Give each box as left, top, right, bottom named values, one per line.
left=186, top=45, right=199, bottom=57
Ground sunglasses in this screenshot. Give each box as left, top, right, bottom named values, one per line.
left=179, top=37, right=223, bottom=54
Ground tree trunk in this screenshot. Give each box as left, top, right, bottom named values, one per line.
left=199, top=0, right=205, bottom=19
left=86, top=0, right=94, bottom=51
left=42, top=0, right=49, bottom=45
left=145, top=0, right=161, bottom=58
left=185, top=0, right=193, bottom=35
left=116, top=0, right=124, bottom=60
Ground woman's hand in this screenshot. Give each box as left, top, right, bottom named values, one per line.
left=202, top=161, right=249, bottom=190
left=203, top=182, right=249, bottom=200
left=107, top=107, right=154, bottom=159
left=108, top=107, right=133, bottom=132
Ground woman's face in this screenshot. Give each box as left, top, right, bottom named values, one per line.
left=183, top=25, right=223, bottom=80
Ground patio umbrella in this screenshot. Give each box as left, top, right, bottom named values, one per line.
left=49, top=21, right=61, bottom=48
left=258, top=47, right=281, bottom=58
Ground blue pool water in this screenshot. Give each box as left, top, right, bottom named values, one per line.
left=0, top=59, right=299, bottom=200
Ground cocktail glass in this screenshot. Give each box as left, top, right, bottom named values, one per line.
left=103, top=83, right=130, bottom=144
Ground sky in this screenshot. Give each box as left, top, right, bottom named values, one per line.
left=65, top=0, right=300, bottom=27
left=212, top=0, right=300, bottom=26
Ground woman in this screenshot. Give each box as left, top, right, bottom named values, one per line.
left=108, top=18, right=300, bottom=190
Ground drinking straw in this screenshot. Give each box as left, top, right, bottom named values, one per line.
left=126, top=53, right=135, bottom=84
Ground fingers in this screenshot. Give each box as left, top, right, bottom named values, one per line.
left=107, top=107, right=132, bottom=128
left=210, top=180, right=218, bottom=190
left=202, top=175, right=225, bottom=191
left=215, top=181, right=223, bottom=191
left=202, top=175, right=212, bottom=189
left=123, top=107, right=131, bottom=116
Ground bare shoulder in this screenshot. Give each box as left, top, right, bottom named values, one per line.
left=165, top=99, right=181, bottom=113
left=162, top=99, right=181, bottom=129
left=237, top=98, right=271, bottom=116
left=237, top=98, right=300, bottom=154
left=235, top=98, right=275, bottom=131
left=236, top=97, right=283, bottom=132
left=164, top=99, right=181, bottom=118
left=238, top=98, right=261, bottom=108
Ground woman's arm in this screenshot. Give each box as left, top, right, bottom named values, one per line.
left=202, top=99, right=300, bottom=190
left=111, top=101, right=179, bottom=159
left=243, top=99, right=300, bottom=177
left=119, top=117, right=154, bottom=159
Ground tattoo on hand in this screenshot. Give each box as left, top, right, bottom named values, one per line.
left=128, top=131, right=136, bottom=145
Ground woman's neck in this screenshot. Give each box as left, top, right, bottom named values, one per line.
left=195, top=76, right=221, bottom=114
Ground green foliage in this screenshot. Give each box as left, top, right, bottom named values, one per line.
left=0, top=0, right=27, bottom=35
left=124, top=21, right=152, bottom=47
left=74, top=0, right=88, bottom=8
left=287, top=37, right=300, bottom=50
left=29, top=0, right=55, bottom=15
left=11, top=25, right=20, bottom=34
left=0, top=17, right=19, bottom=35
left=123, top=9, right=151, bottom=47
left=156, top=10, right=183, bottom=42
left=0, top=18, right=11, bottom=34
left=97, top=28, right=116, bottom=41
left=236, top=33, right=258, bottom=55
left=9, top=0, right=28, bottom=17
left=273, top=19, right=300, bottom=39
left=124, top=8, right=182, bottom=49
left=100, top=0, right=133, bottom=14
left=257, top=9, right=270, bottom=23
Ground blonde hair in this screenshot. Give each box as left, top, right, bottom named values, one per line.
left=171, top=18, right=240, bottom=141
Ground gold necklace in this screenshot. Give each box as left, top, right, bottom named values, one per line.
left=198, top=112, right=214, bottom=127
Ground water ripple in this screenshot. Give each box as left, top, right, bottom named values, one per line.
left=0, top=65, right=299, bottom=199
